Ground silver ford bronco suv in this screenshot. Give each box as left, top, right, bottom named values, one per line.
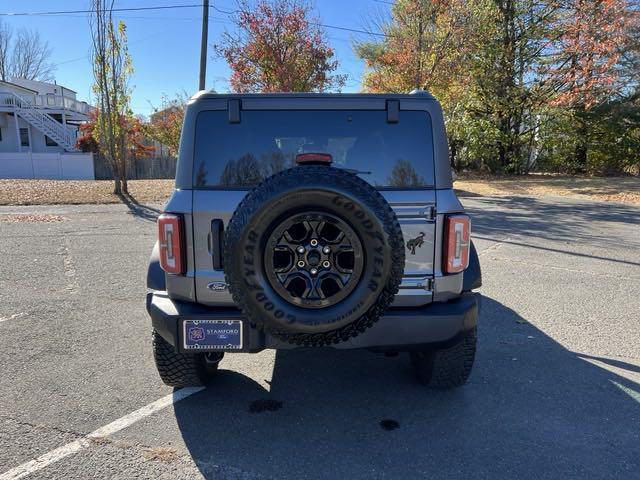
left=146, top=91, right=481, bottom=389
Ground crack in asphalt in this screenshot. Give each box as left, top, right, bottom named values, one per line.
left=0, top=415, right=200, bottom=471
left=59, top=236, right=78, bottom=295
left=476, top=237, right=512, bottom=257
left=0, top=415, right=86, bottom=439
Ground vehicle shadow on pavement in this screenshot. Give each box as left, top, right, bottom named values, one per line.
left=174, top=297, right=639, bottom=479
left=465, top=195, right=640, bottom=249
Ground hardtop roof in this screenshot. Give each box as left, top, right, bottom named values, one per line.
left=191, top=90, right=436, bottom=102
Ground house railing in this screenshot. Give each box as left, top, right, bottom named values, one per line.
left=0, top=91, right=91, bottom=115
left=33, top=94, right=92, bottom=115
left=0, top=91, right=80, bottom=151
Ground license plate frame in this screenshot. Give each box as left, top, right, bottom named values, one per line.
left=182, top=319, right=243, bottom=350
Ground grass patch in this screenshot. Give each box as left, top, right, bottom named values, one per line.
left=142, top=447, right=179, bottom=463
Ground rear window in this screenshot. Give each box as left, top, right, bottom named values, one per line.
left=193, top=110, right=434, bottom=189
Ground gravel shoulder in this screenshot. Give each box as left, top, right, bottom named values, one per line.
left=1, top=175, right=639, bottom=206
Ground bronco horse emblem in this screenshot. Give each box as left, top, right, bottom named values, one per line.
left=406, top=232, right=425, bottom=255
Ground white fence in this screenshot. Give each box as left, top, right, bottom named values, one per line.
left=0, top=152, right=94, bottom=180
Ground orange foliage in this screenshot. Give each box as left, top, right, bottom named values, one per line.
left=550, top=0, right=627, bottom=109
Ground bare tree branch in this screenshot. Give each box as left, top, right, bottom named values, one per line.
left=0, top=20, right=55, bottom=82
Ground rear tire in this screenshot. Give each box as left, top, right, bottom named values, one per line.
left=410, top=327, right=477, bottom=388
left=152, top=330, right=222, bottom=387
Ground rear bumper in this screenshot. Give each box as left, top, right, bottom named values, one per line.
left=146, top=292, right=480, bottom=353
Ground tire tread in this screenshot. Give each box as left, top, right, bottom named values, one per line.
left=223, top=166, right=405, bottom=347
left=411, top=327, right=477, bottom=388
left=152, top=330, right=208, bottom=387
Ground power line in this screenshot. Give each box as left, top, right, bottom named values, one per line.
left=14, top=2, right=388, bottom=74
left=53, top=29, right=181, bottom=68
left=211, top=5, right=388, bottom=38
left=0, top=3, right=205, bottom=16
left=1, top=3, right=388, bottom=39
left=28, top=13, right=230, bottom=22
left=315, top=22, right=386, bottom=38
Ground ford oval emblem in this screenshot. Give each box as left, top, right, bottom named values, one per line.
left=207, top=282, right=228, bottom=292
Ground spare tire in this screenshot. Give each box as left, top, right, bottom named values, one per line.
left=223, top=165, right=404, bottom=346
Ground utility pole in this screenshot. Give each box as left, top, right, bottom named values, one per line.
left=199, top=0, right=210, bottom=91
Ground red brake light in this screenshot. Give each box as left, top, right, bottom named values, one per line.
left=443, top=214, right=471, bottom=274
left=158, top=213, right=185, bottom=274
left=295, top=153, right=333, bottom=165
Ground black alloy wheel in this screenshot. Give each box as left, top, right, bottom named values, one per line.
left=264, top=212, right=364, bottom=308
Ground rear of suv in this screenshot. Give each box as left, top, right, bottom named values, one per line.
left=146, top=91, right=481, bottom=389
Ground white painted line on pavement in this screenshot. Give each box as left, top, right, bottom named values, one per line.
left=0, top=387, right=204, bottom=480
left=0, top=313, right=28, bottom=324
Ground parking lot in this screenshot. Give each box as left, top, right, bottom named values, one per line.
left=1, top=194, right=639, bottom=479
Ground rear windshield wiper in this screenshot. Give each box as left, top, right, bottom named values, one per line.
left=341, top=168, right=372, bottom=175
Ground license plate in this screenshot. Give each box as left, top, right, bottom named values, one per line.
left=183, top=319, right=243, bottom=350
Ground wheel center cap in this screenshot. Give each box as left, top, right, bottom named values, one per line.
left=306, top=250, right=321, bottom=267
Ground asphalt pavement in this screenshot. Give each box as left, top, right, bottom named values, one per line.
left=0, top=194, right=639, bottom=479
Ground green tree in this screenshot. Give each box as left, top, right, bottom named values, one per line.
left=90, top=0, right=133, bottom=195
left=357, top=0, right=638, bottom=175
left=356, top=0, right=491, bottom=170
left=538, top=94, right=640, bottom=175
left=357, top=0, right=553, bottom=173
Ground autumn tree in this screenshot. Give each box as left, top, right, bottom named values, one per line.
left=216, top=0, right=346, bottom=92
left=356, top=0, right=495, bottom=170
left=77, top=110, right=155, bottom=161
left=356, top=0, right=479, bottom=94
left=146, top=93, right=189, bottom=156
left=90, top=0, right=133, bottom=195
left=548, top=0, right=627, bottom=109
left=617, top=2, right=640, bottom=95
left=359, top=0, right=624, bottom=173
left=127, top=115, right=156, bottom=161
left=543, top=0, right=628, bottom=171
left=77, top=110, right=101, bottom=153
left=0, top=20, right=55, bottom=81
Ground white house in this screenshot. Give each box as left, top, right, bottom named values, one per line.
left=0, top=78, right=95, bottom=179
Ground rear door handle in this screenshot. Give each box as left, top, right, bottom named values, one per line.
left=211, top=219, right=224, bottom=270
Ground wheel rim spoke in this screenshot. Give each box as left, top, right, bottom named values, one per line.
left=265, top=212, right=364, bottom=308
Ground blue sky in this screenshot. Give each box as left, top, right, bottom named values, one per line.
left=3, top=0, right=391, bottom=116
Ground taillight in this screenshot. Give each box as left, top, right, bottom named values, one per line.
left=443, top=214, right=471, bottom=274
left=158, top=213, right=185, bottom=274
